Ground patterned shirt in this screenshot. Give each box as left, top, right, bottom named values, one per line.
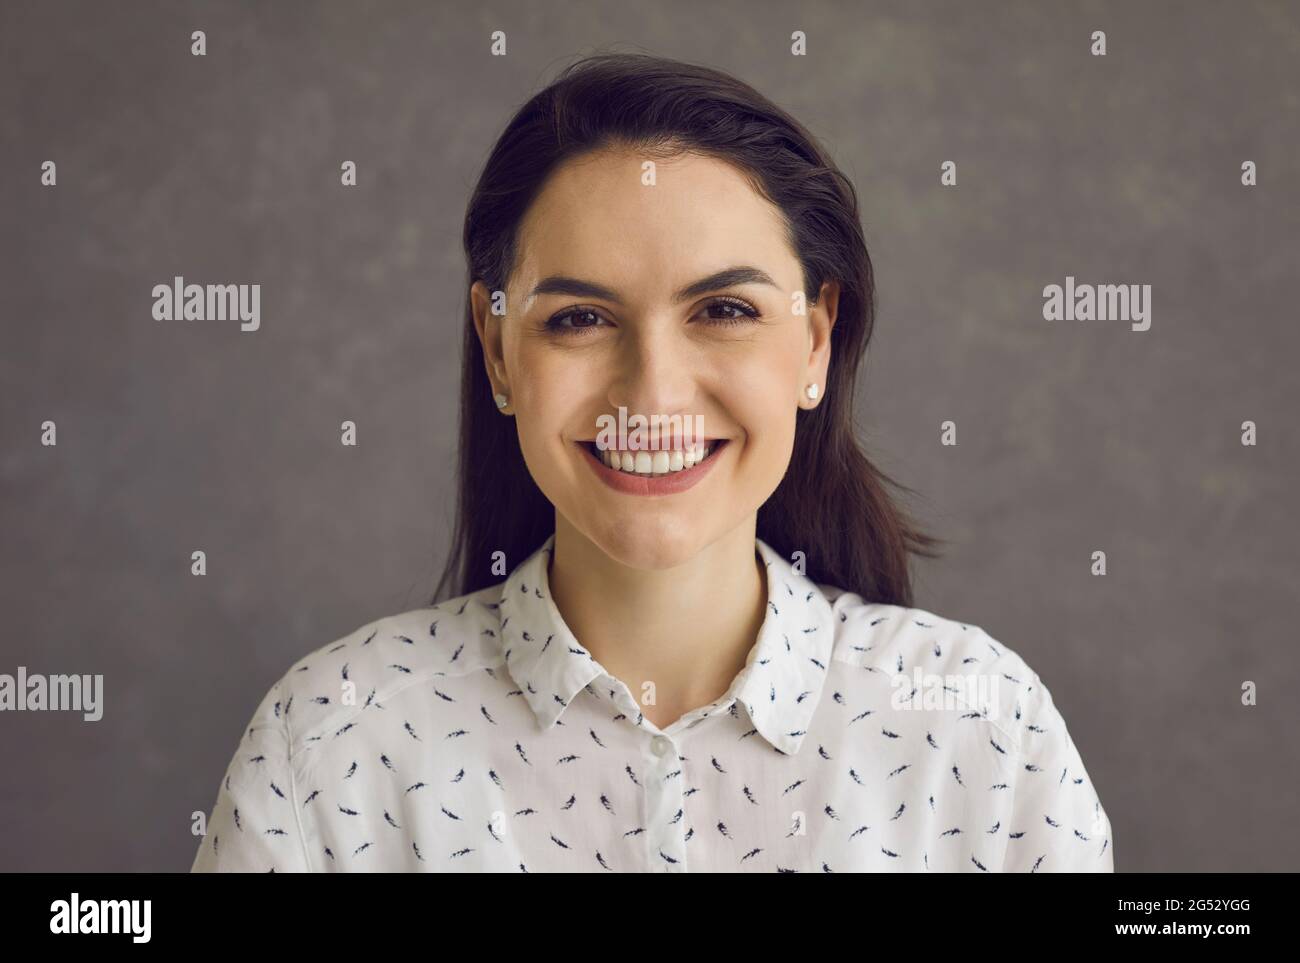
left=192, top=534, right=1113, bottom=872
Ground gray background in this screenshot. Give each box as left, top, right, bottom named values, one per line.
left=1, top=0, right=1296, bottom=871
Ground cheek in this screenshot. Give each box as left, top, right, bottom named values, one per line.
left=718, top=343, right=799, bottom=433
left=507, top=342, right=591, bottom=480
left=745, top=403, right=798, bottom=475
left=508, top=340, right=581, bottom=425
left=702, top=368, right=796, bottom=508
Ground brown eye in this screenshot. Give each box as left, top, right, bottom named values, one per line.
left=699, top=296, right=761, bottom=325
left=545, top=308, right=609, bottom=334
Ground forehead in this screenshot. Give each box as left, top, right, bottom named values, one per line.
left=512, top=147, right=796, bottom=298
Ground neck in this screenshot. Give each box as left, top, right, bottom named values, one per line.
left=547, top=514, right=768, bottom=729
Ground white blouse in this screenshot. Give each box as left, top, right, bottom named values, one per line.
left=192, top=534, right=1113, bottom=872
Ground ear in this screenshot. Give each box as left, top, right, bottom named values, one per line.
left=470, top=280, right=509, bottom=393
left=802, top=280, right=839, bottom=407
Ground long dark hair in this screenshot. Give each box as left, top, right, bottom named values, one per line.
left=434, top=51, right=943, bottom=606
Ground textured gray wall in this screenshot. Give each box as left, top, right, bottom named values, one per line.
left=1, top=0, right=1296, bottom=871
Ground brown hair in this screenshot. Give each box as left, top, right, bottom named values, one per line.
left=434, top=51, right=943, bottom=605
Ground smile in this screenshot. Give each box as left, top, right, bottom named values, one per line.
left=576, top=439, right=728, bottom=496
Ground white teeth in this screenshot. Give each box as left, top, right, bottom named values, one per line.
left=593, top=442, right=720, bottom=476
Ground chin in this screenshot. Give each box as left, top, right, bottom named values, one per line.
left=586, top=517, right=715, bottom=571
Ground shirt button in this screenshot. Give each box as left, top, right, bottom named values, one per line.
left=651, top=735, right=671, bottom=756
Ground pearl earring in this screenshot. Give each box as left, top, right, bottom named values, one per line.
left=805, top=383, right=819, bottom=401
left=494, top=392, right=509, bottom=410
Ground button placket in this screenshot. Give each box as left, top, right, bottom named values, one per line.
left=643, top=732, right=687, bottom=872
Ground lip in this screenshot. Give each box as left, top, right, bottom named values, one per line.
left=577, top=440, right=728, bottom=497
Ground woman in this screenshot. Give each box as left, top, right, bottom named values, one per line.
left=192, top=52, right=1112, bottom=873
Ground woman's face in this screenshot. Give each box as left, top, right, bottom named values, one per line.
left=472, top=146, right=837, bottom=570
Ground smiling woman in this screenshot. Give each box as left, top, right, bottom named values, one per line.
left=193, top=52, right=1113, bottom=874
left=454, top=60, right=933, bottom=598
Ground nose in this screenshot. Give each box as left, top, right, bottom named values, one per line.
left=605, top=321, right=699, bottom=443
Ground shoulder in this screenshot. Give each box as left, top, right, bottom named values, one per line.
left=241, top=582, right=509, bottom=753
left=816, top=584, right=1055, bottom=754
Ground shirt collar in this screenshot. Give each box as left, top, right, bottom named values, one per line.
left=497, top=533, right=835, bottom=755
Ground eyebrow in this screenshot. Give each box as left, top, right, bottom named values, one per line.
left=527, top=266, right=781, bottom=306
